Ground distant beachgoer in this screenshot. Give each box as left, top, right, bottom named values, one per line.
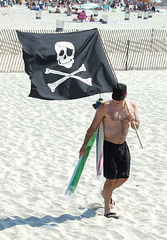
left=44, top=0, right=49, bottom=10
left=3, top=0, right=7, bottom=7
left=89, top=14, right=97, bottom=22
left=55, top=5, right=61, bottom=13
left=103, top=4, right=110, bottom=11
left=111, top=0, right=116, bottom=8
left=73, top=8, right=79, bottom=14
left=103, top=0, right=107, bottom=7
left=152, top=2, right=156, bottom=12
left=66, top=6, right=72, bottom=15
left=77, top=10, right=87, bottom=22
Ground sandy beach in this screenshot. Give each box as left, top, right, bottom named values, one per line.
left=0, top=3, right=167, bottom=240
left=0, top=3, right=167, bottom=30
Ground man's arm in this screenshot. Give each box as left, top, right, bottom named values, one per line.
left=129, top=102, right=140, bottom=130
left=125, top=100, right=140, bottom=130
left=79, top=103, right=105, bottom=158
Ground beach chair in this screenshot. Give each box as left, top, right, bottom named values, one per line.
left=93, top=9, right=98, bottom=17
left=143, top=11, right=148, bottom=19
left=138, top=11, right=142, bottom=18
left=124, top=12, right=130, bottom=20
left=148, top=11, right=153, bottom=18
left=125, top=7, right=129, bottom=13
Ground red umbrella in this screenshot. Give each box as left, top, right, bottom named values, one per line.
left=137, top=0, right=150, bottom=2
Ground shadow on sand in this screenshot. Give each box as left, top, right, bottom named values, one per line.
left=0, top=206, right=102, bottom=231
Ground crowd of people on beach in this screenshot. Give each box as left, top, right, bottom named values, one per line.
left=0, top=0, right=23, bottom=7
left=0, top=0, right=158, bottom=12
left=101, top=0, right=157, bottom=13
left=0, top=0, right=158, bottom=16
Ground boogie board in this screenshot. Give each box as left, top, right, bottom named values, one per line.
left=96, top=121, right=104, bottom=178
left=65, top=131, right=96, bottom=195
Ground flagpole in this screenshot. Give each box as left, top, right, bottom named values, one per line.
left=98, top=30, right=143, bottom=149
left=125, top=100, right=143, bottom=149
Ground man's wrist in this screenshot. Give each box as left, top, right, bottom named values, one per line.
left=86, top=131, right=94, bottom=135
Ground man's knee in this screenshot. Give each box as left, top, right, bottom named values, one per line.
left=118, top=178, right=128, bottom=184
left=106, top=178, right=128, bottom=187
left=106, top=179, right=115, bottom=186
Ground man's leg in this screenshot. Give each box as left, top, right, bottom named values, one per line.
left=111, top=178, right=128, bottom=192
left=101, top=178, right=128, bottom=215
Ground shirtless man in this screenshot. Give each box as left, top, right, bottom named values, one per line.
left=79, top=83, right=140, bottom=218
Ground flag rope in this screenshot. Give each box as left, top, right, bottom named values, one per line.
left=98, top=30, right=143, bottom=149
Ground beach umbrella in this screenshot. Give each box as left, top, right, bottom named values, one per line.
left=138, top=0, right=161, bottom=3
left=149, top=0, right=161, bottom=2
left=80, top=3, right=100, bottom=10
left=137, top=0, right=150, bottom=2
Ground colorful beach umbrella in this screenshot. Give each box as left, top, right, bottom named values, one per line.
left=137, top=0, right=150, bottom=2
left=149, top=0, right=161, bottom=2
left=138, top=0, right=161, bottom=2
left=80, top=3, right=100, bottom=10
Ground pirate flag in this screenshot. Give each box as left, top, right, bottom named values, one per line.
left=17, top=28, right=117, bottom=100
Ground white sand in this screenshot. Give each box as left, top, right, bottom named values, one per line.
left=0, top=3, right=167, bottom=240
left=0, top=3, right=167, bottom=30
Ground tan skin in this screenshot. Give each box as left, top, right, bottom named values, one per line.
left=79, top=96, right=140, bottom=216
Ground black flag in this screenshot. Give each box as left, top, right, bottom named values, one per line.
left=17, top=28, right=117, bottom=100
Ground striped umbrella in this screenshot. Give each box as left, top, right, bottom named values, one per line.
left=138, top=0, right=161, bottom=2
left=80, top=3, right=100, bottom=10
left=137, top=0, right=150, bottom=2
left=149, top=0, right=161, bottom=2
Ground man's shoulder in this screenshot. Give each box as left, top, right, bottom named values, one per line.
left=99, top=100, right=113, bottom=111
left=126, top=99, right=135, bottom=104
left=103, top=99, right=113, bottom=106
left=126, top=99, right=137, bottom=108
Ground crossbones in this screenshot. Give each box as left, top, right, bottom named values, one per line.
left=45, top=64, right=92, bottom=92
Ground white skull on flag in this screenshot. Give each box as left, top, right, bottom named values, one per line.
left=55, top=41, right=75, bottom=69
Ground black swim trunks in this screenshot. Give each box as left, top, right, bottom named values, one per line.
left=103, top=140, right=131, bottom=179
